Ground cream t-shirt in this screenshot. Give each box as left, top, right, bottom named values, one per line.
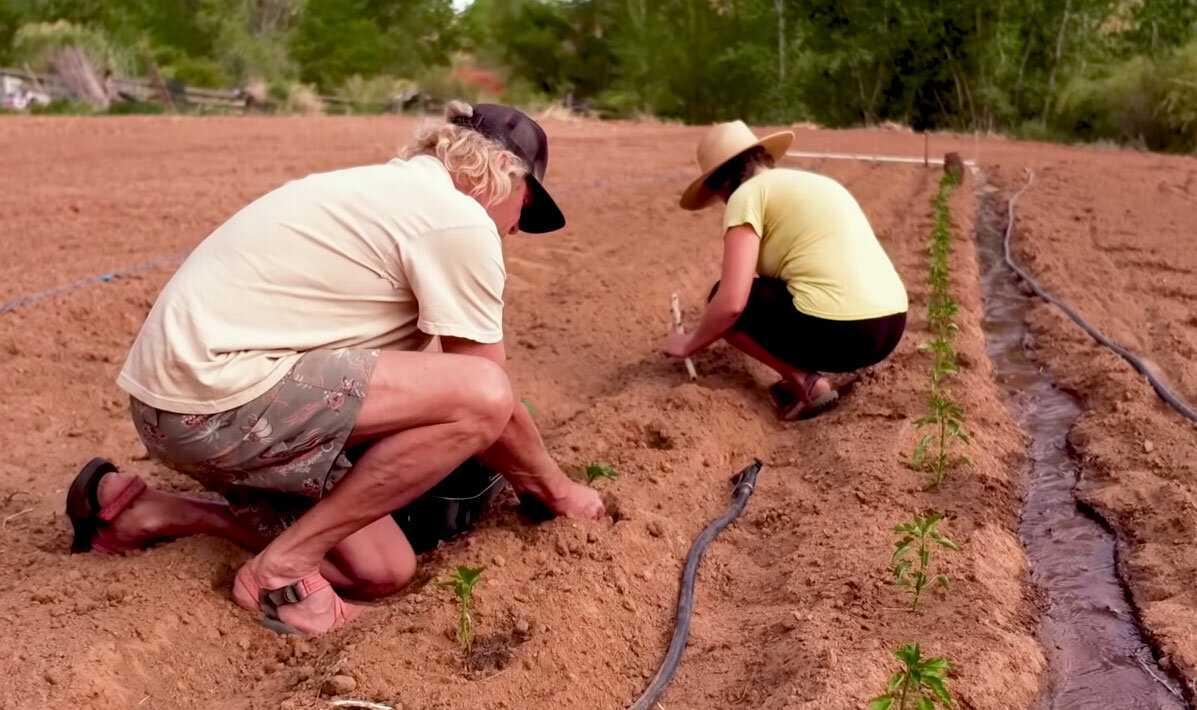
left=118, top=155, right=505, bottom=414
left=723, top=168, right=908, bottom=321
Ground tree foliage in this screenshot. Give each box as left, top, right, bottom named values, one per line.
left=2, top=0, right=1195, bottom=150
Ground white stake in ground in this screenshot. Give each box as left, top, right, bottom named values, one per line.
left=670, top=293, right=698, bottom=380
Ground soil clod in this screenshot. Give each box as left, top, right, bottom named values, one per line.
left=321, top=674, right=357, bottom=696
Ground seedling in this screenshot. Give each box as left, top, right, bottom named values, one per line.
left=869, top=643, right=954, bottom=710
left=440, top=565, right=484, bottom=655
left=911, top=387, right=971, bottom=489
left=520, top=398, right=539, bottom=417
left=583, top=462, right=619, bottom=486
left=891, top=512, right=959, bottom=611
left=911, top=171, right=970, bottom=489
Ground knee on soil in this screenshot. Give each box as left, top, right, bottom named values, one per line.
left=337, top=548, right=417, bottom=600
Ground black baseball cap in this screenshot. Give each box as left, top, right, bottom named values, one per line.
left=450, top=103, right=565, bottom=234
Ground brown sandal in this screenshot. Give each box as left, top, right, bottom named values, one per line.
left=65, top=458, right=148, bottom=554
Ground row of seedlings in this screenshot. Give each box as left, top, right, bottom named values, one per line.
left=872, top=167, right=967, bottom=710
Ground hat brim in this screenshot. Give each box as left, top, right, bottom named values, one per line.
left=519, top=175, right=565, bottom=234
left=679, top=131, right=795, bottom=211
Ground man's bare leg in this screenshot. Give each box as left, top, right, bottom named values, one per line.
left=91, top=477, right=411, bottom=597
left=92, top=474, right=267, bottom=551
left=232, top=350, right=513, bottom=634
left=322, top=515, right=416, bottom=600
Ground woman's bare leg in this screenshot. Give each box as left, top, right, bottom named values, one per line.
left=723, top=330, right=831, bottom=398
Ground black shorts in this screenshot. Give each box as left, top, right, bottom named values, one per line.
left=710, top=278, right=906, bottom=374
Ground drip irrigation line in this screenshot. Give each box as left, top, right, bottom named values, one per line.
left=1002, top=170, right=1197, bottom=423
left=628, top=459, right=763, bottom=710
left=787, top=150, right=977, bottom=168
left=0, top=250, right=188, bottom=317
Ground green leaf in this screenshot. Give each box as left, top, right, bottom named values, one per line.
left=936, top=536, right=960, bottom=551
left=584, top=462, right=619, bottom=485
left=924, top=674, right=954, bottom=705
left=920, top=658, right=950, bottom=677
left=916, top=697, right=934, bottom=710
left=911, top=435, right=931, bottom=468
left=896, top=644, right=921, bottom=666
left=869, top=697, right=895, bottom=710
left=520, top=398, right=539, bottom=417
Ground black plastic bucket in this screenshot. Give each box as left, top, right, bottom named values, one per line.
left=390, top=458, right=508, bottom=553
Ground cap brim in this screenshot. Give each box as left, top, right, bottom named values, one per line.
left=679, top=130, right=795, bottom=210
left=519, top=175, right=565, bottom=234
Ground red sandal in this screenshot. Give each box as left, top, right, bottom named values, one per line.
left=233, top=562, right=359, bottom=635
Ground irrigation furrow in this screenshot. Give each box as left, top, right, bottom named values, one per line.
left=975, top=182, right=1189, bottom=709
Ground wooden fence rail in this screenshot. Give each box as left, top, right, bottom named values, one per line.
left=1, top=66, right=355, bottom=111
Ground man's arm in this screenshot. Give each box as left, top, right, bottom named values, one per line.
left=440, top=336, right=605, bottom=520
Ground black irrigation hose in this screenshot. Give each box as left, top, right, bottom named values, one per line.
left=1002, top=170, right=1197, bottom=423
left=628, top=459, right=763, bottom=710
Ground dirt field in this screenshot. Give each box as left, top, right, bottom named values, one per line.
left=0, top=115, right=1189, bottom=709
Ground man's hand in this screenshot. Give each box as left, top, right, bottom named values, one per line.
left=662, top=331, right=693, bottom=358
left=546, top=479, right=605, bottom=520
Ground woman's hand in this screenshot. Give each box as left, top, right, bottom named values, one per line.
left=662, top=331, right=693, bottom=358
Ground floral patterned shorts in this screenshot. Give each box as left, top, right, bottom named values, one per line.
left=130, top=349, right=379, bottom=539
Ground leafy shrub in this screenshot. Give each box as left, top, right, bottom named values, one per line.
left=338, top=74, right=416, bottom=113
left=1054, top=40, right=1197, bottom=152
left=12, top=20, right=133, bottom=76
left=106, top=99, right=167, bottom=115
left=29, top=99, right=92, bottom=115
left=166, top=56, right=231, bottom=89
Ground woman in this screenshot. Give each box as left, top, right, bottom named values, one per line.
left=66, top=102, right=604, bottom=636
left=663, top=121, right=908, bottom=420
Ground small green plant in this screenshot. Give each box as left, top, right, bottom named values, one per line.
left=891, top=512, right=960, bottom=611
left=520, top=398, right=539, bottom=417
left=583, top=462, right=619, bottom=485
left=869, top=643, right=955, bottom=710
left=440, top=565, right=484, bottom=655
left=911, top=387, right=971, bottom=489
left=910, top=171, right=970, bottom=489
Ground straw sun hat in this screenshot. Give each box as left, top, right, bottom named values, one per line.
left=680, top=121, right=794, bottom=210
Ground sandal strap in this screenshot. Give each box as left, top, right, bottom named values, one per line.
left=260, top=572, right=330, bottom=617
left=97, top=477, right=147, bottom=523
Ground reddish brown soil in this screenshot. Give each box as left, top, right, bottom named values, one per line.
left=0, top=114, right=1180, bottom=709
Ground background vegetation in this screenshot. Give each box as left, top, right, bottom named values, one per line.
left=1, top=0, right=1195, bottom=150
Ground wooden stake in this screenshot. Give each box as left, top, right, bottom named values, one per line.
left=670, top=293, right=698, bottom=380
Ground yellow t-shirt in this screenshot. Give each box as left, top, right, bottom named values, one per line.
left=117, top=155, right=505, bottom=414
left=723, top=168, right=907, bottom=321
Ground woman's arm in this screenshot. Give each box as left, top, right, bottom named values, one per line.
left=664, top=224, right=761, bottom=358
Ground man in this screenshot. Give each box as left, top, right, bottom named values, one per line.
left=66, top=102, right=604, bottom=635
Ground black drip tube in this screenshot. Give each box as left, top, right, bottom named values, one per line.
left=1003, top=171, right=1197, bottom=424
left=628, top=459, right=763, bottom=710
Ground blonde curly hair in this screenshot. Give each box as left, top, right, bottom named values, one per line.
left=401, top=101, right=528, bottom=207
